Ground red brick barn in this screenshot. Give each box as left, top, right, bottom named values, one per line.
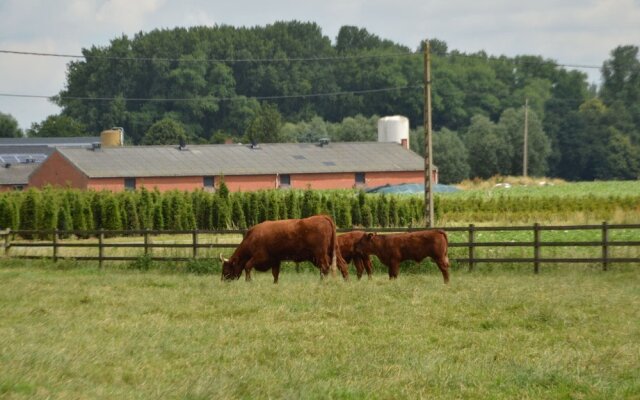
left=29, top=141, right=436, bottom=192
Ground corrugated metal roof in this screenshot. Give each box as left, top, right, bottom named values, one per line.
left=0, top=137, right=100, bottom=146
left=55, top=142, right=424, bottom=178
left=0, top=163, right=38, bottom=185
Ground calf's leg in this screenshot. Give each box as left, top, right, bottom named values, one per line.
left=364, top=256, right=373, bottom=279
left=353, top=257, right=364, bottom=280
left=434, top=255, right=450, bottom=284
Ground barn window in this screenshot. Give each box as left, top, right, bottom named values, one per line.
left=279, top=174, right=291, bottom=188
left=203, top=176, right=215, bottom=188
left=355, top=172, right=365, bottom=185
left=124, top=177, right=136, bottom=191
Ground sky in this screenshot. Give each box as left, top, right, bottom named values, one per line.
left=1, top=0, right=639, bottom=130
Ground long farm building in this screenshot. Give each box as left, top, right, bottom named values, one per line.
left=29, top=141, right=435, bottom=192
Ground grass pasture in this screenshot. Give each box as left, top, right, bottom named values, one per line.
left=1, top=262, right=639, bottom=399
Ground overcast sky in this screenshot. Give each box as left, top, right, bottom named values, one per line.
left=1, top=0, right=639, bottom=130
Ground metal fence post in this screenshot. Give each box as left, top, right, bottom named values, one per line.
left=602, top=221, right=609, bottom=271
left=533, top=223, right=540, bottom=274
left=53, top=229, right=58, bottom=262
left=98, top=229, right=104, bottom=269
left=468, top=224, right=475, bottom=271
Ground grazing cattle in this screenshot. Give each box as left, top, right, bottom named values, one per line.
left=354, top=230, right=450, bottom=283
left=220, top=215, right=349, bottom=283
left=338, top=231, right=374, bottom=280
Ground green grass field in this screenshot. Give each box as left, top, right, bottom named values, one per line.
left=1, top=262, right=638, bottom=399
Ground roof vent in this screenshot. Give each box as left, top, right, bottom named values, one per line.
left=317, top=138, right=330, bottom=147
left=91, top=142, right=102, bottom=151
left=178, top=137, right=187, bottom=151
left=249, top=140, right=261, bottom=150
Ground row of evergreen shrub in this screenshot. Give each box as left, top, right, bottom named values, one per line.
left=0, top=184, right=638, bottom=238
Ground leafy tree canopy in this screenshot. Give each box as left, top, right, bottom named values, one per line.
left=0, top=112, right=22, bottom=138
left=27, top=115, right=87, bottom=137
left=141, top=118, right=189, bottom=145
left=46, top=21, right=640, bottom=180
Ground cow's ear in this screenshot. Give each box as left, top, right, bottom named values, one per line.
left=367, top=233, right=375, bottom=239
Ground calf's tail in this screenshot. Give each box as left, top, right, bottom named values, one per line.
left=437, top=229, right=450, bottom=266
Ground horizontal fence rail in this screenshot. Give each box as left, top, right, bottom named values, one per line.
left=1, top=223, right=639, bottom=273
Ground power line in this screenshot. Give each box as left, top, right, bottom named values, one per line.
left=0, top=85, right=423, bottom=102
left=0, top=87, right=597, bottom=108
left=0, top=48, right=602, bottom=69
left=0, top=49, right=418, bottom=63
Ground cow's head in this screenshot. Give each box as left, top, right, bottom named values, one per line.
left=354, top=232, right=377, bottom=254
left=220, top=254, right=242, bottom=281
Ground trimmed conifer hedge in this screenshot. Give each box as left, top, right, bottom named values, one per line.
left=0, top=183, right=638, bottom=238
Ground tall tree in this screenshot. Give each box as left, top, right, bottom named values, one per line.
left=27, top=115, right=87, bottom=137
left=0, top=112, right=22, bottom=138
left=246, top=103, right=283, bottom=143
left=600, top=45, right=640, bottom=139
left=141, top=117, right=189, bottom=145
left=496, top=107, right=551, bottom=176
left=433, top=128, right=469, bottom=184
left=464, top=115, right=506, bottom=179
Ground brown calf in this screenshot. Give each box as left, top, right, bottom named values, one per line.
left=354, top=230, right=450, bottom=283
left=338, top=231, right=374, bottom=279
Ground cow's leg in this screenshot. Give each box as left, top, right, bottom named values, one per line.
left=272, top=262, right=281, bottom=284
left=315, top=251, right=331, bottom=278
left=244, top=259, right=256, bottom=282
left=434, top=256, right=450, bottom=284
left=389, top=261, right=400, bottom=279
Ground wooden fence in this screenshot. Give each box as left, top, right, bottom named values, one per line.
left=1, top=223, right=639, bottom=273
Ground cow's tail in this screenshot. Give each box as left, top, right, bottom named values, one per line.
left=322, top=215, right=338, bottom=276
left=329, top=217, right=338, bottom=275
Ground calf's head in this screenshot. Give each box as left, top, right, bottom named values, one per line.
left=354, top=232, right=377, bottom=254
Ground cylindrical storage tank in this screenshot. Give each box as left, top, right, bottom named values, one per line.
left=377, top=115, right=409, bottom=146
left=100, top=127, right=124, bottom=147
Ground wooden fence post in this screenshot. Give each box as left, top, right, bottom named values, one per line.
left=52, top=229, right=58, bottom=262
left=602, top=221, right=609, bottom=271
left=192, top=229, right=198, bottom=259
left=1, top=229, right=9, bottom=257
left=533, top=223, right=540, bottom=274
left=468, top=224, right=475, bottom=271
left=144, top=229, right=150, bottom=256
left=98, top=229, right=104, bottom=269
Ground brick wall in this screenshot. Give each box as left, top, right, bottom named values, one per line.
left=29, top=152, right=89, bottom=189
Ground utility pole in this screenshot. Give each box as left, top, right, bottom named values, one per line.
left=423, top=40, right=434, bottom=227
left=523, top=98, right=529, bottom=177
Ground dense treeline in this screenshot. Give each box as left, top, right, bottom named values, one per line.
left=0, top=186, right=637, bottom=236
left=3, top=22, right=639, bottom=181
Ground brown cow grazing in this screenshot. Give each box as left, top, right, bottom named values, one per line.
left=338, top=231, right=374, bottom=280
left=354, top=230, right=450, bottom=283
left=220, top=215, right=349, bottom=283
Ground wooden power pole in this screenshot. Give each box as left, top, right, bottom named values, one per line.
left=423, top=40, right=434, bottom=227
left=523, top=98, right=529, bottom=177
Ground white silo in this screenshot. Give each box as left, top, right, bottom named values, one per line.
left=377, top=115, right=409, bottom=147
